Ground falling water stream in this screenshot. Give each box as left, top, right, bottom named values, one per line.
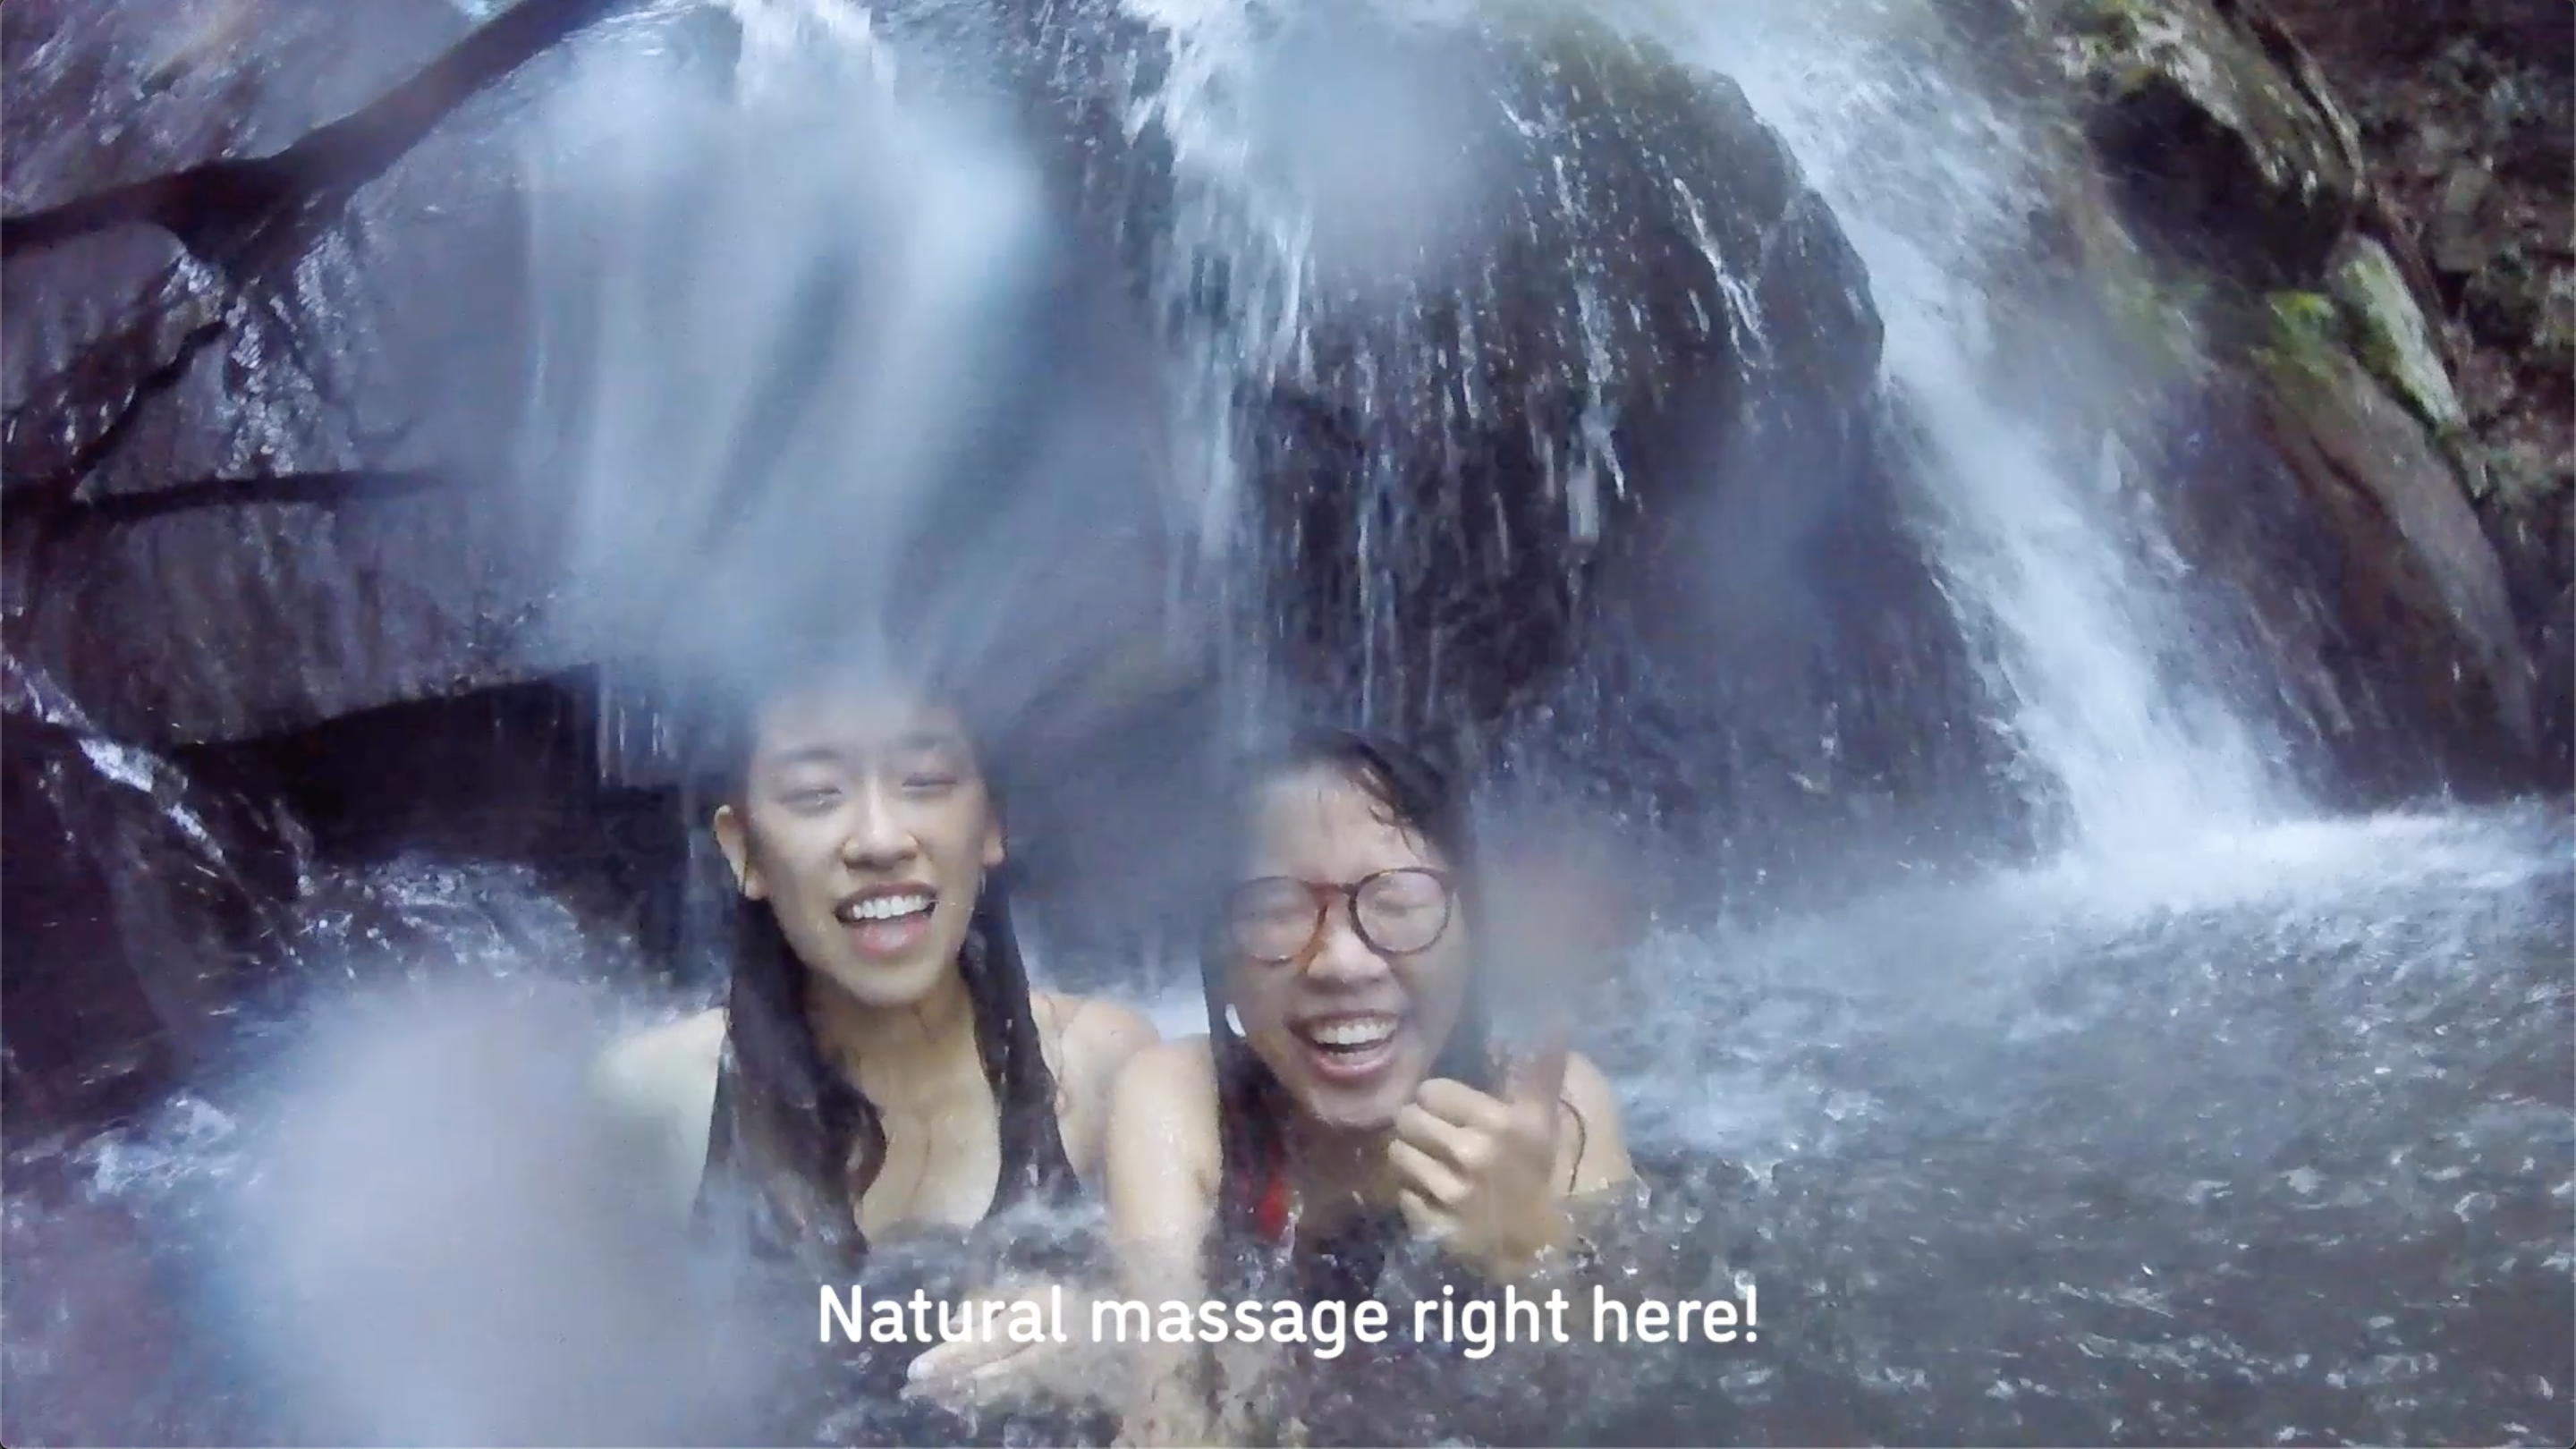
left=4, top=0, right=2570, bottom=1445
left=1625, top=0, right=2288, bottom=852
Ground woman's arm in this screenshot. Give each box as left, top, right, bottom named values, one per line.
left=1100, top=1039, right=1226, bottom=1446
left=1035, top=992, right=1163, bottom=1186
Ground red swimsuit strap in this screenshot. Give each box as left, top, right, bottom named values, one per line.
left=1254, top=1169, right=1292, bottom=1243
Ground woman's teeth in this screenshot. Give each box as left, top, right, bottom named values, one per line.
left=839, top=893, right=933, bottom=923
left=1301, top=1015, right=1399, bottom=1051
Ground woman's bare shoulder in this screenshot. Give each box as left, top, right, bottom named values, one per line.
left=1031, top=992, right=1163, bottom=1179
left=1106, top=1035, right=1219, bottom=1131
left=1103, top=1035, right=1223, bottom=1200
left=1034, top=992, right=1161, bottom=1080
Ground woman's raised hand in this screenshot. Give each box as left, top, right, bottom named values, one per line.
left=1385, top=1041, right=1572, bottom=1280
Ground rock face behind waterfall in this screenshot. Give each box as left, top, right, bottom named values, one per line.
left=0, top=0, right=1908, bottom=1128
left=1978, top=0, right=2572, bottom=796
left=2, top=0, right=2562, bottom=1154
left=964, top=0, right=2003, bottom=863
left=2, top=0, right=591, bottom=748
left=2261, top=0, right=2573, bottom=785
left=986, top=0, right=1897, bottom=727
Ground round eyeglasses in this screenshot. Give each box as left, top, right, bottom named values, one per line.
left=1225, top=867, right=1457, bottom=963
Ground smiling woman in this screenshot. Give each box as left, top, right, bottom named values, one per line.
left=587, top=669, right=1157, bottom=1411
left=1098, top=728, right=1634, bottom=1445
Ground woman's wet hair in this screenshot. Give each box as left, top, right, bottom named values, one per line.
left=682, top=677, right=1077, bottom=1275
left=1197, top=726, right=1498, bottom=1299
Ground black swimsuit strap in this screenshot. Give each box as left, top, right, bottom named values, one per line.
left=695, top=927, right=1080, bottom=1268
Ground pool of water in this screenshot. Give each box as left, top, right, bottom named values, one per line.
left=5, top=801, right=2567, bottom=1445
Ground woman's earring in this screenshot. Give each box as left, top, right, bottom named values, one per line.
left=1224, top=1004, right=1245, bottom=1036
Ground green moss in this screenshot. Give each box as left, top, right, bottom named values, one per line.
left=2322, top=238, right=2461, bottom=436
left=2250, top=289, right=2349, bottom=398
left=2270, top=289, right=2339, bottom=335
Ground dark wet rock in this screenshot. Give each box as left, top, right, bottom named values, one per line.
left=1, top=0, right=616, bottom=749
left=61, top=119, right=537, bottom=500
left=7, top=478, right=573, bottom=747
left=0, top=228, right=229, bottom=496
left=2054, top=0, right=2362, bottom=284
left=2004, top=0, right=2572, bottom=785
left=0, top=715, right=309, bottom=1142
left=0, top=667, right=705, bottom=1150
left=1002, top=0, right=1888, bottom=735
left=2258, top=0, right=2575, bottom=766
left=196, top=680, right=698, bottom=987
left=2250, top=298, right=2538, bottom=766
left=1, top=118, right=531, bottom=505
left=0, top=0, right=472, bottom=215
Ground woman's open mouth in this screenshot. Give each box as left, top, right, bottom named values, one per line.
left=836, top=888, right=936, bottom=959
left=1292, top=1012, right=1407, bottom=1081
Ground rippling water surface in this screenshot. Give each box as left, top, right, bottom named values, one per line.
left=5, top=803, right=2567, bottom=1445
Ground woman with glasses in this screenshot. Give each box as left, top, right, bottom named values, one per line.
left=1097, top=728, right=1632, bottom=1444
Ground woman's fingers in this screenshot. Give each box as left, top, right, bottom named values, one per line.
left=1393, top=1098, right=1489, bottom=1173
left=1412, top=1078, right=1513, bottom=1132
left=904, top=1300, right=1043, bottom=1384
left=1395, top=1186, right=1449, bottom=1241
left=967, top=1343, right=1052, bottom=1384
left=904, top=1337, right=1048, bottom=1403
left=1387, top=1137, right=1471, bottom=1208
left=911, top=1336, right=1123, bottom=1414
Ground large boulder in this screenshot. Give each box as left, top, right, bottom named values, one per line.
left=4, top=0, right=1906, bottom=885
left=8, top=476, right=572, bottom=745
left=0, top=0, right=1208, bottom=763
left=0, top=691, right=309, bottom=1144
left=0, top=0, right=1909, bottom=1113
left=986, top=0, right=1888, bottom=728
left=0, top=0, right=469, bottom=216
left=2, top=0, right=617, bottom=749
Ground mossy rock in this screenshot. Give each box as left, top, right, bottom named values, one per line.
left=2250, top=287, right=2346, bottom=399
left=2326, top=233, right=2467, bottom=436
left=2056, top=0, right=2359, bottom=284
left=2252, top=279, right=2497, bottom=505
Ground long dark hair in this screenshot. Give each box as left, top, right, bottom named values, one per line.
left=1198, top=727, right=1497, bottom=1299
left=684, top=688, right=1077, bottom=1275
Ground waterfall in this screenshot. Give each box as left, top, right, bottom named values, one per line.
left=1090, top=0, right=2303, bottom=855
left=1602, top=0, right=2296, bottom=856
left=6, top=3, right=2568, bottom=1447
